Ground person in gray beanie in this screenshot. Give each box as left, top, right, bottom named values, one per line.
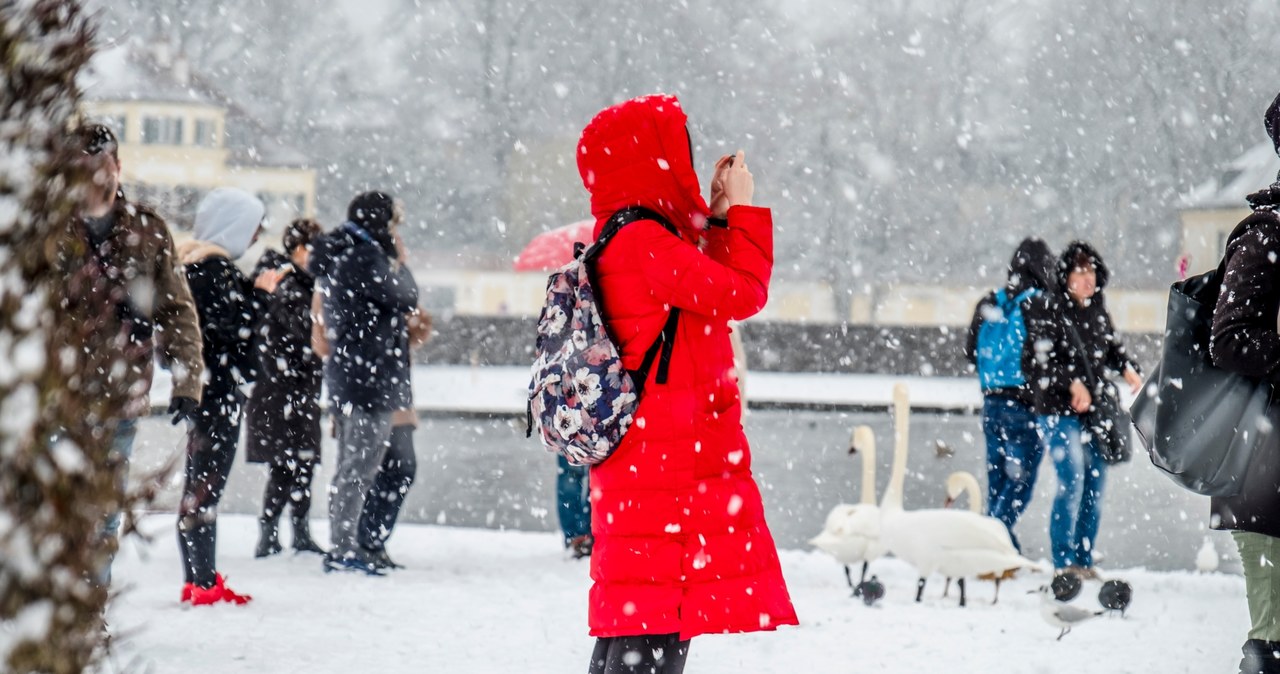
left=174, top=187, right=279, bottom=605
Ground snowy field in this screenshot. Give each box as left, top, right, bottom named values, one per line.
left=100, top=514, right=1247, bottom=674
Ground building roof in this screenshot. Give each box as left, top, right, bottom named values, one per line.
left=80, top=43, right=216, bottom=106
left=1183, top=141, right=1280, bottom=210
left=80, top=41, right=310, bottom=169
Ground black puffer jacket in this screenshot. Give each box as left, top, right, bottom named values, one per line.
left=1210, top=205, right=1280, bottom=537
left=179, top=244, right=267, bottom=404
left=245, top=249, right=323, bottom=464
left=321, top=223, right=419, bottom=413
left=964, top=237, right=1056, bottom=406
left=1021, top=242, right=1140, bottom=417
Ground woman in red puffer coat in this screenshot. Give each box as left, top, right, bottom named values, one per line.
left=578, top=94, right=798, bottom=673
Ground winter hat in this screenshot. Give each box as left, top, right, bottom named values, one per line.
left=347, top=191, right=395, bottom=231
left=1246, top=92, right=1280, bottom=210
left=194, top=187, right=265, bottom=260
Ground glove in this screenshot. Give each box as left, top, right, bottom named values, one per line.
left=168, top=396, right=198, bottom=426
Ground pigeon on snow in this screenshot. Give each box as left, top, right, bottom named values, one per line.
left=1035, top=585, right=1102, bottom=640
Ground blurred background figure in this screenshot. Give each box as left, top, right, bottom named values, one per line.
left=246, top=218, right=327, bottom=558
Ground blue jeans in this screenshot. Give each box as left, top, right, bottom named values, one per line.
left=98, top=417, right=138, bottom=585
left=556, top=455, right=591, bottom=544
left=1040, top=414, right=1107, bottom=569
left=982, top=396, right=1042, bottom=552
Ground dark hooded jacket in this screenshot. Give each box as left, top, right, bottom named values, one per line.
left=244, top=249, right=323, bottom=464
left=1209, top=202, right=1280, bottom=537
left=964, top=237, right=1056, bottom=406
left=321, top=222, right=419, bottom=413
left=1021, top=241, right=1140, bottom=417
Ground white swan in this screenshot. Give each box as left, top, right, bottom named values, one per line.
left=942, top=471, right=984, bottom=512
left=809, top=425, right=886, bottom=593
left=879, top=383, right=1040, bottom=607
left=941, top=470, right=1021, bottom=603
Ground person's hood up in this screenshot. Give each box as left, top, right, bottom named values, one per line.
left=193, top=187, right=265, bottom=260
left=1006, top=237, right=1056, bottom=295
left=1056, top=240, right=1110, bottom=291
left=576, top=94, right=710, bottom=242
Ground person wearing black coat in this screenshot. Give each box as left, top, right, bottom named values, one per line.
left=1211, top=91, right=1280, bottom=674
left=246, top=219, right=326, bottom=558
left=320, top=191, right=420, bottom=574
left=1021, top=241, right=1142, bottom=578
left=963, top=237, right=1056, bottom=551
left=175, top=187, right=273, bottom=605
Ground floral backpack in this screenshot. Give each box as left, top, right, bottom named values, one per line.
left=526, top=207, right=680, bottom=466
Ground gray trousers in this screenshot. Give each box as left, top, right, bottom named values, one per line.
left=328, top=409, right=393, bottom=555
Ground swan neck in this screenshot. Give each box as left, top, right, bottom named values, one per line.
left=860, top=441, right=876, bottom=505
left=883, top=415, right=908, bottom=511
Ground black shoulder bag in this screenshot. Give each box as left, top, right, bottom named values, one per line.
left=1130, top=213, right=1280, bottom=496
left=1064, top=320, right=1132, bottom=465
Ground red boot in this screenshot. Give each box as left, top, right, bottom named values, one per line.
left=189, top=574, right=252, bottom=606
left=181, top=583, right=195, bottom=603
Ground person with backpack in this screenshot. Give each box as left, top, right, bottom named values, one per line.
left=1211, top=92, right=1280, bottom=674
left=963, top=237, right=1056, bottom=551
left=176, top=187, right=275, bottom=605
left=1022, top=241, right=1142, bottom=581
left=572, top=95, right=798, bottom=673
left=245, top=218, right=326, bottom=558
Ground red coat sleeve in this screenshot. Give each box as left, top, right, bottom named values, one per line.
left=629, top=205, right=773, bottom=321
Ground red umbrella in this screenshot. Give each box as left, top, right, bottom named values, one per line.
left=512, top=219, right=596, bottom=271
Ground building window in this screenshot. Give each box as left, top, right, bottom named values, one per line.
left=195, top=119, right=217, bottom=147
left=141, top=116, right=185, bottom=145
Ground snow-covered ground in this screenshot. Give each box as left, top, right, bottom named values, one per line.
left=102, top=514, right=1246, bottom=673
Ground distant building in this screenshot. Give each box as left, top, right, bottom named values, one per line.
left=77, top=41, right=316, bottom=231
left=1181, top=141, right=1280, bottom=276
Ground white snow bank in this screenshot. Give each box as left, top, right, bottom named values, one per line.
left=150, top=366, right=985, bottom=415
left=94, top=514, right=1246, bottom=673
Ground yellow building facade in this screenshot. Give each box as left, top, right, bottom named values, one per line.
left=78, top=44, right=315, bottom=233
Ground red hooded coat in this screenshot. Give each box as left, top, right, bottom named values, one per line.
left=577, top=95, right=798, bottom=640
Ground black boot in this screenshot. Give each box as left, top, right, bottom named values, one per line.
left=291, top=516, right=326, bottom=555
left=254, top=516, right=282, bottom=558
left=1242, top=640, right=1280, bottom=674
left=365, top=546, right=404, bottom=570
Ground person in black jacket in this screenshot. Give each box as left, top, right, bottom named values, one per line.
left=963, top=237, right=1056, bottom=551
left=320, top=191, right=420, bottom=574
left=246, top=219, right=326, bottom=558
left=1211, top=91, right=1280, bottom=674
left=1022, top=241, right=1142, bottom=579
left=175, top=187, right=274, bottom=605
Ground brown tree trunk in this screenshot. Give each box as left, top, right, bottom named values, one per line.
left=0, top=3, right=124, bottom=673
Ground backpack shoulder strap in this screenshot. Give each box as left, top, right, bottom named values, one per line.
left=581, top=206, right=679, bottom=262
left=580, top=206, right=682, bottom=391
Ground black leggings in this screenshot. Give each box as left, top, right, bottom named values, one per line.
left=357, top=424, right=417, bottom=551
left=177, top=392, right=241, bottom=588
left=262, top=455, right=317, bottom=522
left=589, top=634, right=690, bottom=674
